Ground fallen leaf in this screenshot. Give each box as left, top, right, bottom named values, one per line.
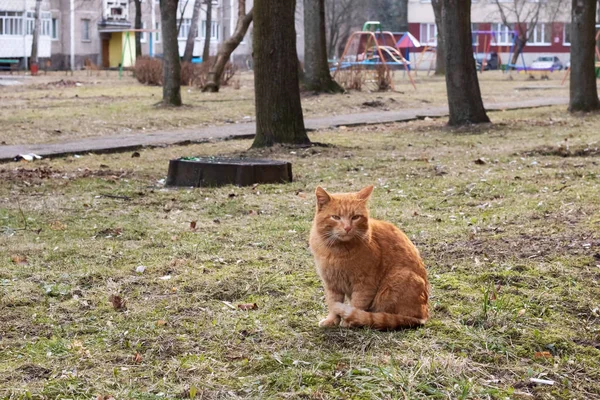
left=133, top=352, right=143, bottom=364
left=474, top=158, right=487, bottom=165
left=49, top=220, right=67, bottom=231
left=108, top=294, right=127, bottom=311
left=248, top=210, right=257, bottom=215
left=171, top=235, right=179, bottom=241
left=213, top=218, right=221, bottom=224
left=156, top=319, right=167, bottom=326
left=11, top=255, right=28, bottom=265
left=534, top=351, right=552, bottom=359
left=190, top=220, right=197, bottom=230
left=228, top=193, right=236, bottom=198
left=131, top=151, right=141, bottom=158
left=517, top=309, right=526, bottom=317
left=237, top=303, right=258, bottom=311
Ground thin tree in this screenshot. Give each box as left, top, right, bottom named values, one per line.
left=133, top=0, right=142, bottom=57
left=441, top=0, right=490, bottom=125
left=183, top=0, right=202, bottom=62
left=303, top=0, right=343, bottom=93
left=202, top=0, right=213, bottom=62
left=30, top=0, right=42, bottom=66
left=569, top=0, right=600, bottom=112
left=252, top=0, right=310, bottom=147
left=432, top=0, right=445, bottom=75
left=203, top=0, right=253, bottom=92
left=325, top=0, right=364, bottom=58
left=160, top=0, right=182, bottom=106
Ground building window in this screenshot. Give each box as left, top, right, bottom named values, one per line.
left=531, top=23, right=551, bottom=45
left=155, top=22, right=161, bottom=42
left=51, top=18, right=59, bottom=40
left=471, top=23, right=479, bottom=45
left=140, top=21, right=146, bottom=42
left=178, top=18, right=190, bottom=39
left=0, top=12, right=25, bottom=36
left=82, top=19, right=90, bottom=41
left=491, top=23, right=512, bottom=45
left=419, top=23, right=437, bottom=45
left=563, top=23, right=570, bottom=45
left=201, top=20, right=219, bottom=40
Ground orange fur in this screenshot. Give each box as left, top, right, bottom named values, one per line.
left=309, top=185, right=429, bottom=330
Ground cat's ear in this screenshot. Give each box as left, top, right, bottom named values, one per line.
left=356, top=185, right=374, bottom=201
left=315, top=186, right=331, bottom=210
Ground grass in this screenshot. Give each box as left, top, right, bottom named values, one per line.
left=1, top=106, right=599, bottom=399
left=0, top=70, right=570, bottom=145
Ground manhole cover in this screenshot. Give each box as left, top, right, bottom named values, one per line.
left=166, top=157, right=293, bottom=187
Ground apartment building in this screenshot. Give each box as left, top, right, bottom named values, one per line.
left=0, top=0, right=53, bottom=67
left=408, top=0, right=573, bottom=66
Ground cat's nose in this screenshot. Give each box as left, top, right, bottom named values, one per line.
left=344, top=226, right=351, bottom=233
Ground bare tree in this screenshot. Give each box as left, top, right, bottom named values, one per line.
left=365, top=0, right=408, bottom=31
left=202, top=0, right=213, bottom=62
left=133, top=0, right=142, bottom=57
left=569, top=0, right=600, bottom=112
left=325, top=0, right=364, bottom=59
left=30, top=0, right=42, bottom=65
left=182, top=0, right=202, bottom=62
left=203, top=0, right=253, bottom=92
left=252, top=0, right=310, bottom=147
left=432, top=0, right=445, bottom=75
left=492, top=0, right=566, bottom=64
left=161, top=0, right=182, bottom=106
left=177, top=0, right=190, bottom=34
left=304, top=0, right=343, bottom=93
left=441, top=0, right=490, bottom=125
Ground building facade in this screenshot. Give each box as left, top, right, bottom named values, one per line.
left=408, top=0, right=573, bottom=67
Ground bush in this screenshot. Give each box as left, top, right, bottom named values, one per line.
left=134, top=56, right=237, bottom=89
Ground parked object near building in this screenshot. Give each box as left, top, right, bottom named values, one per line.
left=530, top=55, right=564, bottom=71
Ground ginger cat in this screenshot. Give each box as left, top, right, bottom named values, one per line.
left=309, top=185, right=429, bottom=329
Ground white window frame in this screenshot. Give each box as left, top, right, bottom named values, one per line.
left=419, top=23, right=437, bottom=46
left=471, top=23, right=479, bottom=45
left=178, top=18, right=190, bottom=39
left=82, top=19, right=90, bottom=41
left=154, top=22, right=161, bottom=43
left=491, top=23, right=512, bottom=45
left=562, top=22, right=570, bottom=46
left=140, top=21, right=146, bottom=42
left=530, top=23, right=551, bottom=46
left=201, top=20, right=219, bottom=41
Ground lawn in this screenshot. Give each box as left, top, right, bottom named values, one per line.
left=0, top=70, right=569, bottom=145
left=1, top=106, right=599, bottom=399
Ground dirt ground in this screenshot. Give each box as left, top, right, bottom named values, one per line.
left=0, top=69, right=570, bottom=145
left=1, top=105, right=599, bottom=399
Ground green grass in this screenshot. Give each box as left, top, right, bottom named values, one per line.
left=1, top=106, right=599, bottom=399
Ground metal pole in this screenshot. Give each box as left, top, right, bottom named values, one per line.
left=70, top=0, right=74, bottom=70
left=23, top=0, right=28, bottom=70
left=150, top=0, right=155, bottom=56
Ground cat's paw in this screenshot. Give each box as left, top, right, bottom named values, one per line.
left=339, top=319, right=351, bottom=328
left=332, top=302, right=353, bottom=319
left=318, top=316, right=340, bottom=328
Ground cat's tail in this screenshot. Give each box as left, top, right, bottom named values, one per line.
left=332, top=302, right=426, bottom=330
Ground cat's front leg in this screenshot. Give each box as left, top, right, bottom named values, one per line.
left=338, top=287, right=377, bottom=327
left=319, top=287, right=344, bottom=327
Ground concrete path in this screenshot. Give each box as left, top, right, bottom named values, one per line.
left=0, top=97, right=568, bottom=163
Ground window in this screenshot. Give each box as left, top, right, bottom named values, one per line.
left=155, top=22, right=161, bottom=42
left=140, top=21, right=146, bottom=42
left=51, top=18, right=59, bottom=40
left=471, top=23, right=479, bottom=45
left=563, top=23, right=570, bottom=45
left=0, top=12, right=25, bottom=36
left=41, top=12, right=51, bottom=36
left=491, top=23, right=512, bottom=45
left=531, top=23, right=551, bottom=45
left=201, top=20, right=219, bottom=40
left=82, top=19, right=90, bottom=41
left=178, top=18, right=190, bottom=39
left=419, top=23, right=437, bottom=45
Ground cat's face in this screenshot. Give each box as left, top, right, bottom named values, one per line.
left=313, top=186, right=373, bottom=242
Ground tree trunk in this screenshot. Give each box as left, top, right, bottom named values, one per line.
left=510, top=35, right=526, bottom=66
left=252, top=0, right=310, bottom=147
left=203, top=1, right=253, bottom=92
left=202, top=0, right=213, bottom=62
left=31, top=0, right=42, bottom=65
left=134, top=0, right=142, bottom=57
left=160, top=0, right=183, bottom=106
left=569, top=0, right=600, bottom=112
left=303, top=0, right=343, bottom=93
left=398, top=0, right=408, bottom=32
left=183, top=0, right=202, bottom=62
left=432, top=0, right=445, bottom=75
left=441, top=0, right=490, bottom=125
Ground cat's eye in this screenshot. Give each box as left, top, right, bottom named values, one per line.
left=331, top=215, right=341, bottom=221
left=352, top=215, right=361, bottom=220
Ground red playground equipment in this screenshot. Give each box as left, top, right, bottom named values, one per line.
left=333, top=21, right=417, bottom=90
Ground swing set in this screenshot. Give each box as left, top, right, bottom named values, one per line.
left=471, top=30, right=527, bottom=73
left=333, top=21, right=417, bottom=90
